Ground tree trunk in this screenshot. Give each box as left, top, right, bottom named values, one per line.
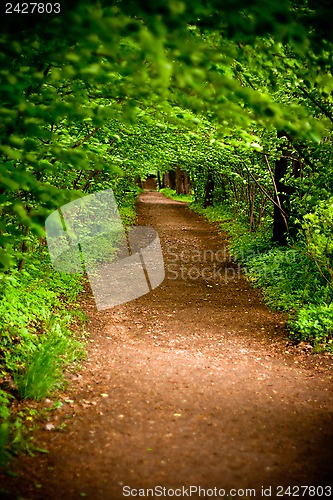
left=203, top=171, right=214, bottom=207
left=272, top=132, right=302, bottom=245
left=157, top=171, right=163, bottom=189
left=163, top=170, right=176, bottom=190
left=175, top=166, right=191, bottom=195
left=272, top=153, right=289, bottom=245
left=135, top=176, right=143, bottom=189
left=273, top=131, right=292, bottom=245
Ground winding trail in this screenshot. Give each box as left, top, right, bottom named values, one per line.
left=2, top=192, right=333, bottom=499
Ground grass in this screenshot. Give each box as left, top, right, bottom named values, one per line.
left=0, top=250, right=87, bottom=464
left=190, top=202, right=333, bottom=352
left=159, top=187, right=194, bottom=203
left=0, top=184, right=141, bottom=464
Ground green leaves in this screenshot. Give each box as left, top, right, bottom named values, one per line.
left=0, top=0, right=332, bottom=292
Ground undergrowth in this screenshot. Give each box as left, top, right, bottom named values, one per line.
left=0, top=248, right=87, bottom=465
left=159, top=187, right=194, bottom=203
left=191, top=203, right=333, bottom=353
left=0, top=186, right=140, bottom=465
left=117, top=185, right=141, bottom=226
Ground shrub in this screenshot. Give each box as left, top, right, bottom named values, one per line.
left=14, top=329, right=84, bottom=401
left=119, top=204, right=137, bottom=226
left=288, top=304, right=333, bottom=351
left=160, top=188, right=194, bottom=203
left=191, top=202, right=333, bottom=350
left=0, top=250, right=87, bottom=462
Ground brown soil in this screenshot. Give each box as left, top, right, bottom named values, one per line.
left=1, top=192, right=333, bottom=500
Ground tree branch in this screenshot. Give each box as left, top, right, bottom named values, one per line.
left=298, top=86, right=333, bottom=124
left=264, top=154, right=289, bottom=231
left=70, top=127, right=100, bottom=149
left=234, top=155, right=289, bottom=223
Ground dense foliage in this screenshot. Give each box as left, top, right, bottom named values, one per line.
left=1, top=0, right=333, bottom=459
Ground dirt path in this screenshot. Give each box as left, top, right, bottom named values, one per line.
left=1, top=192, right=333, bottom=499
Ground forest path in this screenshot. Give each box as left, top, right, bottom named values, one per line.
left=2, top=192, right=333, bottom=499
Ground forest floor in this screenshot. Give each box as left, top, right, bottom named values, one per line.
left=1, top=192, right=333, bottom=499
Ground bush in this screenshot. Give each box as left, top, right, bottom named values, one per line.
left=14, top=317, right=85, bottom=401
left=0, top=250, right=87, bottom=463
left=191, top=202, right=333, bottom=350
left=245, top=247, right=329, bottom=308
left=288, top=304, right=333, bottom=351
left=0, top=257, right=85, bottom=378
left=119, top=204, right=137, bottom=226
left=160, top=188, right=194, bottom=203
